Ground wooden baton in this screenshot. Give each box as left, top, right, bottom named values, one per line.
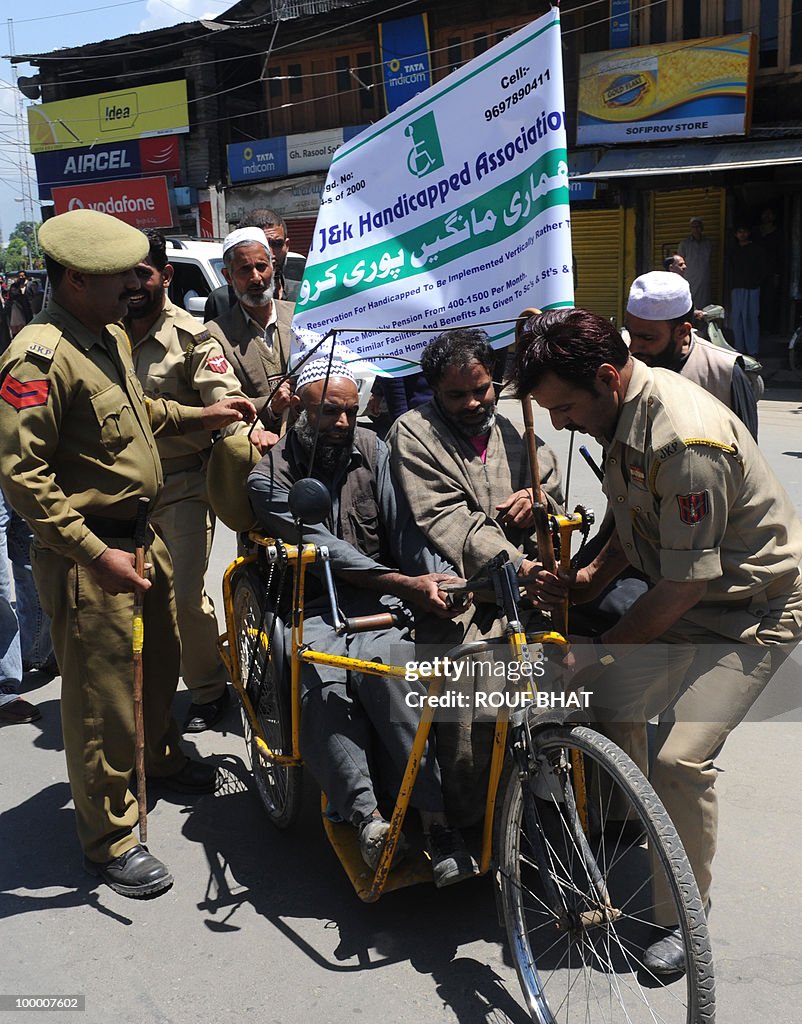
left=132, top=496, right=150, bottom=844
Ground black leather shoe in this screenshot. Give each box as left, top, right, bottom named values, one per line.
left=643, top=925, right=686, bottom=976
left=182, top=687, right=230, bottom=733
left=84, top=844, right=173, bottom=898
left=152, top=758, right=219, bottom=794
left=0, top=697, right=41, bottom=724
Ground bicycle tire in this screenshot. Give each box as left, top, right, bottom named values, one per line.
left=233, top=565, right=302, bottom=830
left=497, top=723, right=715, bottom=1024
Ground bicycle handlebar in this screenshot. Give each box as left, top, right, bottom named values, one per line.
left=339, top=612, right=404, bottom=634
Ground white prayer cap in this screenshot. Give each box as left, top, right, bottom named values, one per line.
left=689, top=215, right=703, bottom=226
left=295, top=357, right=356, bottom=391
left=627, top=271, right=693, bottom=322
left=222, top=226, right=271, bottom=257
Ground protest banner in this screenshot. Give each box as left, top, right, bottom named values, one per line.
left=292, top=6, right=573, bottom=375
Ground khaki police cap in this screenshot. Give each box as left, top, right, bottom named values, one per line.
left=39, top=209, right=149, bottom=274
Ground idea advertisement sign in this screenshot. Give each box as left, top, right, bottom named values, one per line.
left=28, top=81, right=189, bottom=154
left=35, top=136, right=181, bottom=201
left=51, top=176, right=173, bottom=230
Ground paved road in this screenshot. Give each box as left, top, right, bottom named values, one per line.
left=2, top=390, right=801, bottom=1024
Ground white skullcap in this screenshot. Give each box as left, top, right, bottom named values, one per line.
left=222, top=226, right=271, bottom=257
left=689, top=215, right=703, bottom=225
left=627, top=271, right=693, bottom=322
left=295, top=357, right=356, bottom=391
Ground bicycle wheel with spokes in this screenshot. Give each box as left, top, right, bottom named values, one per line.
left=497, top=724, right=715, bottom=1024
left=233, top=566, right=302, bottom=829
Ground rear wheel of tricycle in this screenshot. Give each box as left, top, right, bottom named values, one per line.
left=233, top=565, right=302, bottom=830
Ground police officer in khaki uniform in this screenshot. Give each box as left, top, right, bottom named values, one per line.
left=126, top=232, right=276, bottom=732
left=0, top=209, right=257, bottom=898
left=516, top=308, right=802, bottom=975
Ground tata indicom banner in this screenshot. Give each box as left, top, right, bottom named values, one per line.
left=27, top=81, right=189, bottom=154
left=379, top=14, right=432, bottom=113
left=292, top=7, right=573, bottom=374
left=577, top=33, right=755, bottom=145
left=35, top=136, right=181, bottom=200
left=51, top=176, right=173, bottom=230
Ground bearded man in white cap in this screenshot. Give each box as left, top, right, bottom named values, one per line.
left=626, top=271, right=757, bottom=439
left=247, top=357, right=479, bottom=888
left=205, top=226, right=295, bottom=429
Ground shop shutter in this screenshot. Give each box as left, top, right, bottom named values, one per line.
left=286, top=216, right=317, bottom=256
left=652, top=187, right=725, bottom=298
left=571, top=208, right=628, bottom=324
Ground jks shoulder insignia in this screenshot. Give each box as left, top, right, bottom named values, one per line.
left=0, top=374, right=51, bottom=410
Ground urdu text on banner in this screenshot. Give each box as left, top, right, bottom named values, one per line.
left=291, top=7, right=573, bottom=376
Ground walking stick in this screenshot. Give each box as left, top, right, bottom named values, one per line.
left=133, top=497, right=150, bottom=844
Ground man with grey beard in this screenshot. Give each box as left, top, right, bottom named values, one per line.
left=247, top=358, right=479, bottom=887
left=387, top=327, right=563, bottom=630
left=205, top=227, right=294, bottom=428
left=386, top=328, right=564, bottom=825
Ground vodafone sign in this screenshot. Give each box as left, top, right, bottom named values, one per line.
left=51, top=175, right=173, bottom=229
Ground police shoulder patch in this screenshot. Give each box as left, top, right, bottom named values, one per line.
left=677, top=491, right=709, bottom=526
left=206, top=353, right=230, bottom=374
left=656, top=439, right=682, bottom=462
left=0, top=373, right=51, bottom=410
left=24, top=324, right=63, bottom=365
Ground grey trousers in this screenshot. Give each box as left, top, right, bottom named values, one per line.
left=298, top=601, right=444, bottom=826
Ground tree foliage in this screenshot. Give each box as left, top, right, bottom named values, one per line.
left=1, top=221, right=44, bottom=273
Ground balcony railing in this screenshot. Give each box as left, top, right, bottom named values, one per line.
left=270, top=0, right=368, bottom=20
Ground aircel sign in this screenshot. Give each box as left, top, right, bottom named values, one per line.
left=51, top=176, right=173, bottom=229
left=35, top=137, right=181, bottom=201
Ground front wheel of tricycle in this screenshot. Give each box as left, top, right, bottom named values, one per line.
left=233, top=565, right=302, bottom=830
left=496, top=724, right=714, bottom=1024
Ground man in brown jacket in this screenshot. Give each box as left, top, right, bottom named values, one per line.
left=205, top=227, right=295, bottom=430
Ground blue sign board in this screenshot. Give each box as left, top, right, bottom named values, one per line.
left=227, top=126, right=366, bottom=185
left=227, top=137, right=289, bottom=184
left=35, top=139, right=140, bottom=201
left=379, top=14, right=432, bottom=114
left=610, top=0, right=631, bottom=49
left=568, top=151, right=598, bottom=202
left=34, top=136, right=181, bottom=201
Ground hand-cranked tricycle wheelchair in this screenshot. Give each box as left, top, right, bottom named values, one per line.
left=217, top=482, right=714, bottom=1024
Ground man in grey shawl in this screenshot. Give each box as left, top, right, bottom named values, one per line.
left=387, top=328, right=564, bottom=823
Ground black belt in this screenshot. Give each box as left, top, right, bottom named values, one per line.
left=83, top=514, right=139, bottom=539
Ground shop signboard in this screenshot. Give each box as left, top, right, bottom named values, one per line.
left=28, top=81, right=189, bottom=154
left=34, top=136, right=181, bottom=200
left=578, top=33, right=755, bottom=145
left=51, top=175, right=173, bottom=230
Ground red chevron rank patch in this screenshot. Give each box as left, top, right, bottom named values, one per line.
left=0, top=374, right=50, bottom=410
left=207, top=354, right=230, bottom=374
